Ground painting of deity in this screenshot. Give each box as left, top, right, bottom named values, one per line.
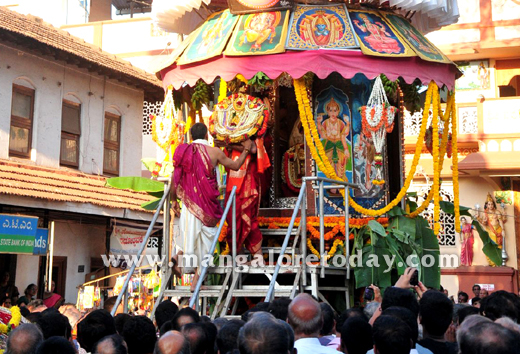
left=228, top=0, right=293, bottom=14
left=314, top=86, right=353, bottom=198
left=348, top=9, right=413, bottom=57
left=286, top=4, right=358, bottom=50
left=351, top=74, right=384, bottom=199
left=178, top=10, right=239, bottom=65
left=383, top=13, right=450, bottom=63
left=225, top=10, right=290, bottom=56
left=455, top=60, right=491, bottom=90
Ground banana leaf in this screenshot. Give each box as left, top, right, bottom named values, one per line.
left=106, top=176, right=164, bottom=193
left=414, top=217, right=440, bottom=289
left=141, top=198, right=162, bottom=210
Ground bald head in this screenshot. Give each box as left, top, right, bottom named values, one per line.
left=6, top=323, right=44, bottom=354
left=287, top=294, right=323, bottom=337
left=154, top=331, right=189, bottom=354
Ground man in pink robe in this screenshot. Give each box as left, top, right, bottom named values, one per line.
left=171, top=123, right=252, bottom=290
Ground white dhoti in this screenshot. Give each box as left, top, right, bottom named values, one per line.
left=176, top=205, right=217, bottom=275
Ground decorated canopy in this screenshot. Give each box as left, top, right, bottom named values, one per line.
left=156, top=5, right=460, bottom=90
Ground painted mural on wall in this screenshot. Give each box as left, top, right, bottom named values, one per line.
left=178, top=10, right=239, bottom=65
left=383, top=12, right=449, bottom=63
left=455, top=60, right=491, bottom=90
left=228, top=0, right=293, bottom=15
left=476, top=193, right=507, bottom=266
left=286, top=4, right=358, bottom=50
left=349, top=9, right=413, bottom=57
left=225, top=10, right=290, bottom=55
left=460, top=216, right=476, bottom=266
left=314, top=86, right=353, bottom=199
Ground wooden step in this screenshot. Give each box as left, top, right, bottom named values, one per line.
left=164, top=286, right=224, bottom=298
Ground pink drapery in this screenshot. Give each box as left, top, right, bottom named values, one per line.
left=160, top=50, right=460, bottom=90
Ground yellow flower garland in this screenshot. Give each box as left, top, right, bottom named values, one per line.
left=431, top=87, right=441, bottom=235
left=0, top=305, right=22, bottom=337
left=218, top=79, right=227, bottom=103
left=294, top=78, right=458, bottom=234
left=295, top=78, right=437, bottom=216
left=307, top=238, right=343, bottom=260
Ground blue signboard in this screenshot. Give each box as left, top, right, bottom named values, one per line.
left=33, top=228, right=49, bottom=255
left=0, top=214, right=39, bottom=254
left=0, top=214, right=38, bottom=236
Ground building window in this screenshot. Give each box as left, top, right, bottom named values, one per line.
left=104, top=112, right=121, bottom=176
left=60, top=100, right=81, bottom=167
left=9, top=84, right=35, bottom=158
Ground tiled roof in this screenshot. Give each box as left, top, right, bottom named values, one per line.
left=0, top=6, right=163, bottom=100
left=0, top=160, right=156, bottom=213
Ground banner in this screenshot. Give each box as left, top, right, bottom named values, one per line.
left=0, top=214, right=39, bottom=254
left=109, top=225, right=158, bottom=256
left=33, top=228, right=49, bottom=255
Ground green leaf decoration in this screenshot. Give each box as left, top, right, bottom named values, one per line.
left=368, top=220, right=387, bottom=238
left=106, top=177, right=164, bottom=193
left=354, top=244, right=393, bottom=289
left=140, top=198, right=162, bottom=210
left=388, top=205, right=406, bottom=217
left=414, top=217, right=440, bottom=289
left=439, top=201, right=472, bottom=216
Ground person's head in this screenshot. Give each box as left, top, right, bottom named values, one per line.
left=6, top=323, right=44, bottom=354
left=190, top=123, right=208, bottom=141
left=382, top=307, right=418, bottom=344
left=458, top=321, right=520, bottom=354
left=420, top=290, right=454, bottom=337
left=3, top=298, right=12, bottom=308
left=241, top=302, right=270, bottom=322
left=458, top=291, right=469, bottom=304
left=461, top=216, right=468, bottom=226
left=268, top=298, right=291, bottom=321
left=480, top=289, right=489, bottom=298
left=77, top=310, right=117, bottom=353
left=457, top=306, right=480, bottom=325
left=181, top=323, right=210, bottom=354
left=472, top=298, right=481, bottom=308
left=480, top=290, right=520, bottom=322
left=201, top=322, right=217, bottom=354
left=104, top=296, right=123, bottom=315
left=340, top=316, right=372, bottom=354
left=381, top=287, right=419, bottom=317
left=154, top=330, right=190, bottom=354
left=238, top=313, right=290, bottom=354
left=25, top=284, right=38, bottom=298
left=35, top=308, right=71, bottom=340
left=93, top=334, right=128, bottom=354
left=216, top=320, right=245, bottom=354
left=172, top=307, right=200, bottom=331
left=20, top=306, right=30, bottom=318
left=212, top=317, right=228, bottom=331
left=122, top=316, right=157, bottom=354
left=495, top=317, right=520, bottom=335
left=35, top=336, right=75, bottom=354
left=319, top=303, right=336, bottom=336
left=58, top=304, right=81, bottom=333
left=159, top=321, right=174, bottom=337
left=287, top=293, right=322, bottom=337
left=485, top=194, right=497, bottom=211
left=27, top=300, right=44, bottom=312
left=372, top=316, right=412, bottom=354
left=2, top=271, right=10, bottom=284
left=472, top=284, right=481, bottom=297
left=155, top=300, right=179, bottom=330
left=114, top=313, right=131, bottom=335
left=363, top=302, right=380, bottom=321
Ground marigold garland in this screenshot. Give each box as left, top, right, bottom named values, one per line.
left=295, top=78, right=437, bottom=217
left=218, top=79, right=227, bottom=103
left=0, top=306, right=21, bottom=336
left=431, top=88, right=441, bottom=235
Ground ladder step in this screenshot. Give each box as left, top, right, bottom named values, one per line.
left=164, top=286, right=224, bottom=298
left=260, top=229, right=299, bottom=236
left=235, top=265, right=301, bottom=274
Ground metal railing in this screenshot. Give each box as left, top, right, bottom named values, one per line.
left=110, top=181, right=171, bottom=316
left=189, top=186, right=237, bottom=308
left=265, top=176, right=358, bottom=302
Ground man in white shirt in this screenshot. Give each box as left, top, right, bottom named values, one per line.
left=288, top=294, right=341, bottom=354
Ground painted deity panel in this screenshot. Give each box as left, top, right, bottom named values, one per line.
left=286, top=4, right=358, bottom=50
left=349, top=9, right=414, bottom=57
left=350, top=74, right=385, bottom=200
left=382, top=12, right=451, bottom=64
left=455, top=60, right=491, bottom=90
left=225, top=10, right=290, bottom=56
left=314, top=86, right=353, bottom=202
left=228, top=0, right=293, bottom=14
left=178, top=10, right=239, bottom=65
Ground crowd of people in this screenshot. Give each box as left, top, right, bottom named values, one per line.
left=2, top=267, right=520, bottom=354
